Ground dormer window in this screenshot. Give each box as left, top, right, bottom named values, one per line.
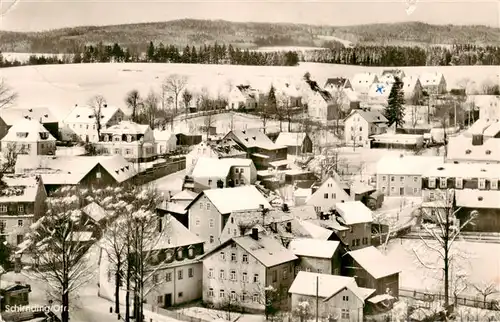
left=40, top=132, right=49, bottom=140
left=486, top=150, right=492, bottom=155
left=465, top=149, right=471, bottom=155
left=127, top=135, right=132, bottom=142
left=188, top=247, right=194, bottom=258
left=479, top=178, right=486, bottom=190
left=177, top=248, right=183, bottom=259
left=491, top=179, right=498, bottom=190
left=455, top=178, right=463, bottom=189
left=428, top=177, right=436, bottom=188
left=439, top=177, right=447, bottom=189
left=16, top=132, right=28, bottom=139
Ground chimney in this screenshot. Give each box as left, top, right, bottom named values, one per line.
left=251, top=228, right=259, bottom=240
left=104, top=104, right=108, bottom=108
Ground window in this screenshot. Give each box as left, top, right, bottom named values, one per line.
left=317, top=269, right=322, bottom=274
left=413, top=188, right=418, bottom=194
left=206, top=203, right=210, bottom=210
left=114, top=148, right=120, bottom=154
left=272, top=270, right=277, bottom=283
left=208, top=269, right=214, bottom=278
left=439, top=177, right=447, bottom=189
left=220, top=252, right=225, bottom=260
left=242, top=254, right=248, bottom=263
left=178, top=270, right=183, bottom=280
left=235, top=179, right=239, bottom=185
left=391, top=186, right=395, bottom=192
left=18, top=205, right=24, bottom=213
left=219, top=290, right=225, bottom=298
left=362, top=237, right=368, bottom=245
left=208, top=179, right=212, bottom=186
left=125, top=149, right=131, bottom=155
left=429, top=192, right=435, bottom=200
left=86, top=124, right=89, bottom=129
left=492, top=179, right=498, bottom=190
left=200, top=202, right=204, bottom=209
left=242, top=272, right=248, bottom=282
left=252, top=294, right=259, bottom=302
left=219, top=270, right=225, bottom=280
left=16, top=235, right=23, bottom=245
left=382, top=176, right=386, bottom=181
left=400, top=176, right=404, bottom=182
left=414, top=176, right=418, bottom=183
left=479, top=178, right=486, bottom=189
left=323, top=193, right=328, bottom=199
left=253, top=274, right=259, bottom=283
left=428, top=177, right=436, bottom=188
left=230, top=218, right=234, bottom=224
left=235, top=168, right=239, bottom=173
left=157, top=296, right=163, bottom=304
left=195, top=218, right=200, bottom=226
left=283, top=269, right=288, bottom=280
left=341, top=309, right=349, bottom=319
left=391, top=176, right=395, bottom=182
left=230, top=270, right=236, bottom=281
left=209, top=235, right=214, bottom=243
left=96, top=171, right=102, bottom=179
left=152, top=274, right=158, bottom=284
left=188, top=248, right=194, bottom=257
left=230, top=291, right=237, bottom=301
left=343, top=295, right=349, bottom=301
left=208, top=288, right=214, bottom=297
left=231, top=253, right=236, bottom=262
left=227, top=228, right=231, bottom=234
left=0, top=205, right=7, bottom=213
left=17, top=219, right=23, bottom=227
left=332, top=193, right=336, bottom=199
left=241, top=292, right=247, bottom=302
left=188, top=268, right=194, bottom=278
left=455, top=178, right=463, bottom=189
left=209, top=219, right=214, bottom=228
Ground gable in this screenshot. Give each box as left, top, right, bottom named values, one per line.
left=306, top=178, right=350, bottom=208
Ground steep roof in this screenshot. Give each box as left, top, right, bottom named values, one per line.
left=295, top=219, right=333, bottom=240
left=103, top=121, right=149, bottom=135
left=348, top=109, right=388, bottom=124
left=192, top=157, right=253, bottom=179
left=152, top=215, right=204, bottom=250
left=153, top=129, right=176, bottom=141
left=347, top=246, right=401, bottom=279
left=236, top=85, right=260, bottom=100
left=289, top=238, right=340, bottom=258
left=351, top=73, right=378, bottom=92
left=64, top=105, right=122, bottom=125
left=376, top=155, right=443, bottom=175
left=201, top=186, right=271, bottom=214
left=324, top=77, right=349, bottom=88
left=0, top=107, right=58, bottom=124
left=0, top=174, right=42, bottom=203
left=402, top=76, right=421, bottom=98
left=171, top=190, right=198, bottom=201
left=368, top=82, right=393, bottom=99
left=228, top=128, right=285, bottom=150
left=275, top=132, right=308, bottom=147
left=233, top=234, right=297, bottom=267
left=423, top=162, right=500, bottom=179
left=1, top=119, right=56, bottom=142
left=455, top=189, right=500, bottom=209
left=419, top=72, right=445, bottom=86
left=447, top=135, right=500, bottom=162
left=81, top=202, right=108, bottom=222
left=335, top=201, right=373, bottom=225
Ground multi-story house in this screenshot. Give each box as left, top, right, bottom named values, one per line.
left=223, top=129, right=287, bottom=170
left=95, top=121, right=156, bottom=162
left=402, top=76, right=424, bottom=104
left=447, top=133, right=500, bottom=164
left=99, top=215, right=205, bottom=308
left=0, top=119, right=56, bottom=156
left=343, top=109, right=388, bottom=148
left=419, top=72, right=447, bottom=95
left=289, top=272, right=374, bottom=322
left=306, top=176, right=351, bottom=214
left=343, top=246, right=401, bottom=298
left=274, top=132, right=313, bottom=155
left=185, top=186, right=272, bottom=250
left=307, top=90, right=337, bottom=122
left=227, top=85, right=260, bottom=111
left=466, top=95, right=500, bottom=122
left=376, top=155, right=442, bottom=196
left=190, top=157, right=257, bottom=191
left=185, top=139, right=246, bottom=172
left=367, top=82, right=393, bottom=106
left=0, top=107, right=59, bottom=140
left=351, top=73, right=379, bottom=98
left=334, top=201, right=373, bottom=250
left=62, top=104, right=124, bottom=142
left=289, top=238, right=342, bottom=275
left=276, top=83, right=302, bottom=108
left=0, top=174, right=47, bottom=246
left=202, top=228, right=298, bottom=312
left=324, top=78, right=352, bottom=91
left=153, top=130, right=177, bottom=156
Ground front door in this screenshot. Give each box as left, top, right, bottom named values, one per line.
left=164, top=293, right=172, bottom=308
left=399, top=187, right=404, bottom=196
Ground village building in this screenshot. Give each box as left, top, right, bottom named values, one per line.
left=343, top=109, right=388, bottom=148
left=419, top=72, right=447, bottom=95
left=333, top=201, right=373, bottom=250
left=223, top=129, right=287, bottom=170
left=0, top=107, right=59, bottom=141
left=227, top=85, right=260, bottom=111
left=176, top=132, right=203, bottom=147
left=351, top=73, right=379, bottom=97
left=156, top=190, right=199, bottom=229
left=446, top=134, right=500, bottom=164
left=370, top=131, right=424, bottom=149
left=289, top=272, right=374, bottom=322
left=376, top=154, right=442, bottom=196
left=0, top=119, right=56, bottom=156
left=62, top=104, right=124, bottom=142
left=202, top=229, right=297, bottom=312
left=190, top=157, right=257, bottom=191
left=367, top=82, right=393, bottom=106
left=305, top=176, right=351, bottom=214
left=153, top=130, right=177, bottom=156
left=184, top=186, right=272, bottom=250
left=275, top=82, right=303, bottom=108
left=0, top=174, right=46, bottom=246
left=466, top=95, right=500, bottom=122
left=454, top=189, right=500, bottom=232
left=307, top=90, right=337, bottom=122
left=324, top=77, right=352, bottom=91
left=381, top=69, right=406, bottom=80
left=402, top=76, right=424, bottom=104
left=289, top=238, right=342, bottom=275
left=274, top=132, right=313, bottom=155
left=95, top=121, right=157, bottom=162
left=185, top=139, right=246, bottom=172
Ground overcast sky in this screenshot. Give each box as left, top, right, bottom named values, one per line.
left=0, top=0, right=498, bottom=32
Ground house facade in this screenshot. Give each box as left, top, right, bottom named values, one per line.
left=95, top=121, right=156, bottom=162
left=185, top=139, right=246, bottom=172
left=190, top=157, right=257, bottom=191
left=0, top=119, right=56, bottom=156
left=419, top=72, right=447, bottom=95
left=306, top=176, right=351, bottom=214
left=351, top=73, right=379, bottom=98
left=228, top=85, right=260, bottom=111
left=289, top=238, right=342, bottom=275
left=154, top=130, right=177, bottom=156
left=0, top=174, right=47, bottom=246
left=0, top=108, right=59, bottom=141
left=276, top=83, right=303, bottom=108
left=334, top=201, right=373, bottom=251
left=402, top=76, right=424, bottom=104
left=467, top=95, right=500, bottom=121
left=343, top=109, right=388, bottom=148
left=274, top=132, right=313, bottom=155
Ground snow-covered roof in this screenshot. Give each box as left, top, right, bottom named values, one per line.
left=371, top=133, right=423, bottom=144
left=288, top=205, right=316, bottom=220
left=335, top=201, right=373, bottom=225
left=228, top=128, right=286, bottom=150
left=295, top=219, right=333, bottom=240
left=102, top=121, right=149, bottom=135
left=171, top=189, right=198, bottom=201
left=192, top=157, right=253, bottom=179
left=402, top=76, right=420, bottom=98
left=368, top=82, right=392, bottom=99
left=233, top=234, right=297, bottom=267
left=482, top=122, right=500, bottom=137
left=153, top=129, right=176, bottom=141
left=447, top=135, right=500, bottom=162
left=289, top=238, right=340, bottom=258
left=351, top=73, right=378, bottom=92
left=0, top=107, right=58, bottom=124
left=379, top=74, right=396, bottom=84
left=347, top=109, right=387, bottom=124
left=152, top=215, right=204, bottom=250
left=325, top=77, right=350, bottom=88
left=64, top=105, right=122, bottom=125
left=376, top=155, right=443, bottom=176
left=275, top=132, right=308, bottom=147
left=423, top=162, right=500, bottom=179
left=466, top=119, right=493, bottom=135
left=347, top=246, right=401, bottom=279
left=455, top=189, right=500, bottom=209
left=1, top=119, right=56, bottom=143
left=288, top=271, right=365, bottom=302
left=81, top=202, right=108, bottom=222
left=0, top=174, right=42, bottom=203
left=202, top=186, right=271, bottom=214
left=419, top=72, right=444, bottom=86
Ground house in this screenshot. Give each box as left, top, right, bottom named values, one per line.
left=62, top=104, right=124, bottom=142
left=185, top=139, right=246, bottom=172
left=190, top=157, right=257, bottom=191
left=15, top=155, right=137, bottom=192
left=305, top=176, right=351, bottom=214
left=289, top=272, right=374, bottom=322
left=0, top=119, right=56, bottom=156
left=95, top=121, right=156, bottom=162
left=99, top=215, right=205, bottom=309
left=419, top=72, right=447, bottom=95
left=227, top=85, right=260, bottom=111
left=276, top=83, right=302, bottom=108
left=202, top=229, right=297, bottom=312
left=446, top=134, right=500, bottom=164
left=367, top=82, right=393, bottom=106
left=343, top=246, right=401, bottom=298
left=223, top=129, right=287, bottom=170
left=176, top=133, right=203, bottom=147
left=324, top=77, right=352, bottom=91
left=154, top=130, right=177, bottom=156
left=402, top=76, right=424, bottom=104
left=343, top=109, right=388, bottom=148
left=0, top=107, right=59, bottom=140
left=157, top=190, right=198, bottom=229
left=334, top=201, right=373, bottom=250
left=454, top=189, right=500, bottom=232
left=351, top=73, right=379, bottom=97
left=307, top=89, right=357, bottom=123
left=185, top=186, right=272, bottom=250
left=274, top=132, right=313, bottom=155
left=370, top=132, right=424, bottom=149
left=376, top=155, right=442, bottom=196
left=0, top=174, right=46, bottom=246
left=289, top=238, right=342, bottom=275
left=0, top=282, right=31, bottom=310
left=381, top=69, right=406, bottom=80
left=466, top=95, right=500, bottom=121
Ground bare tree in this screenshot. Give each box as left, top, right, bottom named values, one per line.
left=413, top=189, right=478, bottom=309
left=0, top=78, right=18, bottom=109
left=142, top=90, right=159, bottom=129
left=162, top=74, right=188, bottom=116
left=472, top=280, right=498, bottom=303
left=88, top=95, right=107, bottom=139
left=293, top=301, right=312, bottom=322
left=480, top=79, right=500, bottom=95
left=1, top=143, right=26, bottom=173
left=182, top=89, right=193, bottom=120
left=329, top=86, right=346, bottom=135
left=409, top=104, right=420, bottom=129
left=202, top=112, right=216, bottom=140
left=277, top=95, right=293, bottom=132
left=125, top=90, right=142, bottom=123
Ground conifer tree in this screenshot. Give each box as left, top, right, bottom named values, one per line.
left=384, top=76, right=406, bottom=129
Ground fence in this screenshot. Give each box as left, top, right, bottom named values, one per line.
left=144, top=304, right=224, bottom=322
left=135, top=158, right=186, bottom=186
left=175, top=109, right=226, bottom=121
left=399, top=288, right=500, bottom=311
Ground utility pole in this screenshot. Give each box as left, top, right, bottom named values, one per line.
left=315, top=276, right=319, bottom=322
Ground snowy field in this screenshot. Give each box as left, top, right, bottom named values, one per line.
left=253, top=46, right=327, bottom=52
left=2, top=62, right=499, bottom=121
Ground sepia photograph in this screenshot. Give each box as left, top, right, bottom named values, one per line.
left=0, top=0, right=500, bottom=321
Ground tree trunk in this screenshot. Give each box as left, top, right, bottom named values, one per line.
left=61, top=287, right=70, bottom=322
left=125, top=264, right=131, bottom=322
left=444, top=207, right=450, bottom=308
left=288, top=117, right=291, bottom=132
left=114, top=263, right=121, bottom=314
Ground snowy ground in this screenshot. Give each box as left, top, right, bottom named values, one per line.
left=55, top=146, right=86, bottom=156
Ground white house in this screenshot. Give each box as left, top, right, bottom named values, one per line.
left=227, top=85, right=260, bottom=111
left=0, top=119, right=56, bottom=156
left=185, top=139, right=246, bottom=172
left=190, top=157, right=257, bottom=191
left=419, top=72, right=447, bottom=94
left=306, top=176, right=351, bottom=213
left=467, top=95, right=500, bottom=122
left=402, top=76, right=424, bottom=103
left=381, top=69, right=406, bottom=81
left=343, top=109, right=388, bottom=148
left=276, top=82, right=302, bottom=108
left=351, top=73, right=379, bottom=97
left=62, top=104, right=125, bottom=142
left=154, top=130, right=177, bottom=155
left=367, top=82, right=393, bottom=106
